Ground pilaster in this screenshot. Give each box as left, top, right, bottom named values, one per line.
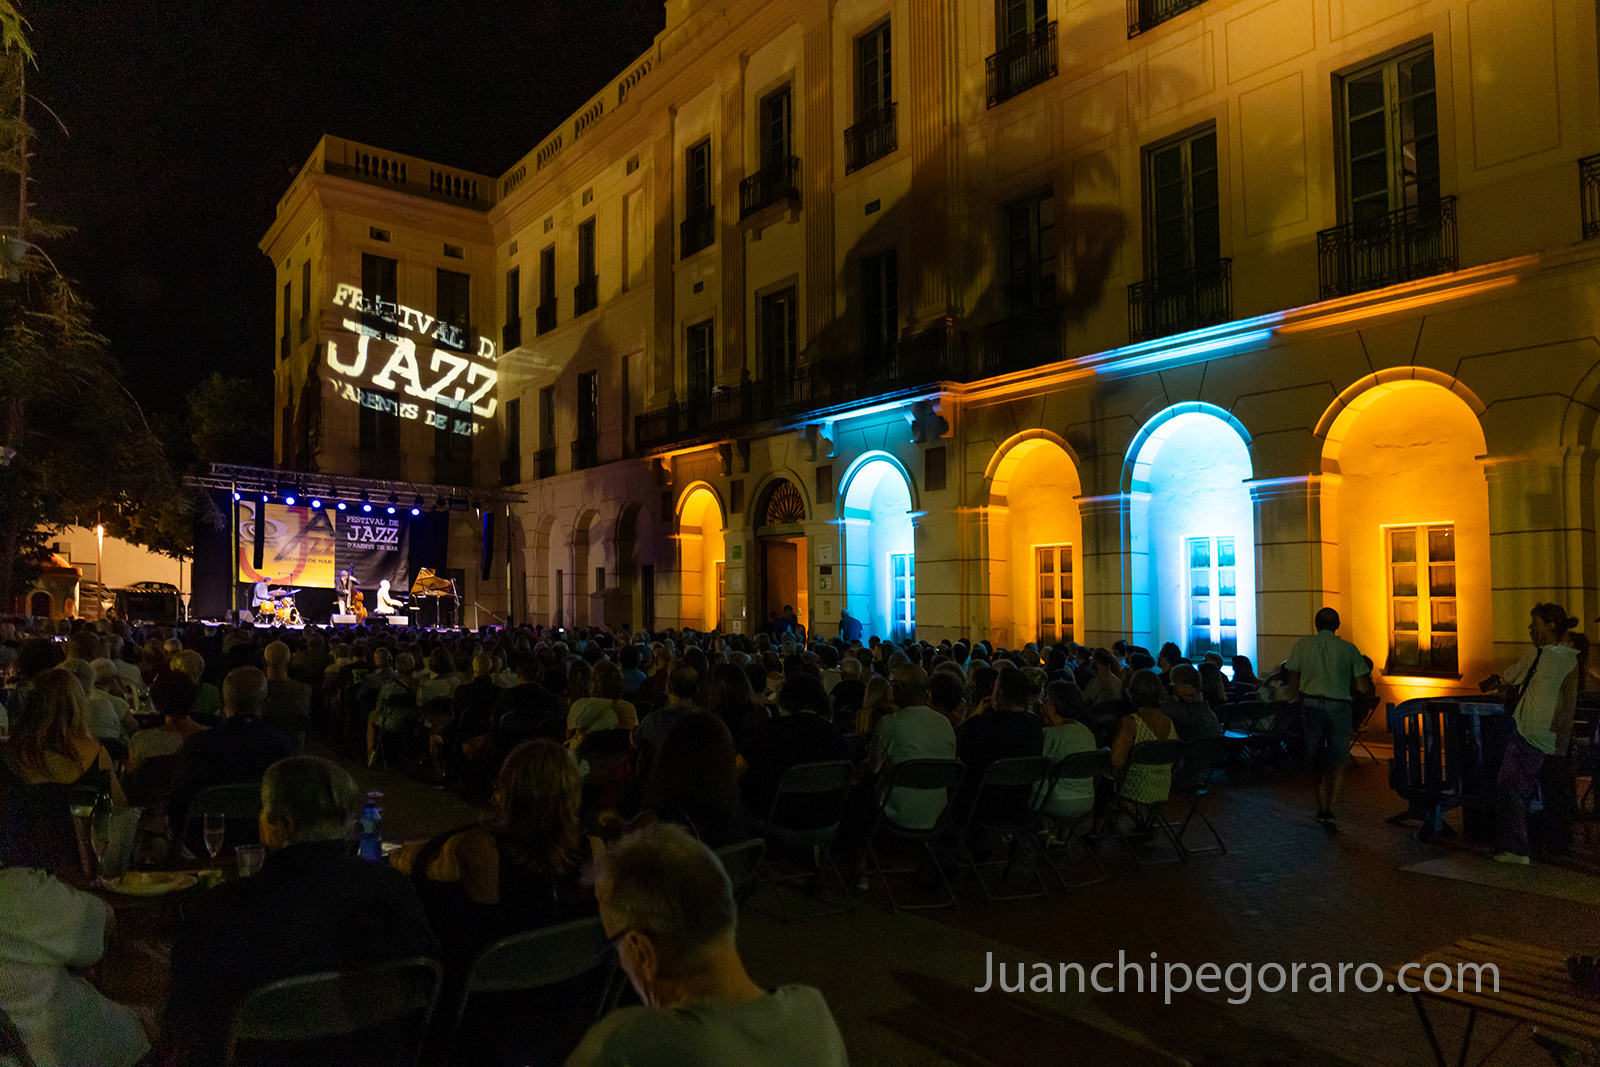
left=719, top=68, right=747, bottom=382
left=802, top=19, right=835, bottom=350
left=1078, top=493, right=1145, bottom=649
left=1248, top=474, right=1337, bottom=674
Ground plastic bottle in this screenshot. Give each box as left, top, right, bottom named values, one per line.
left=358, top=790, right=383, bottom=861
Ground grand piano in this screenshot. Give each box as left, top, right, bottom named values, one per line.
left=410, top=568, right=460, bottom=629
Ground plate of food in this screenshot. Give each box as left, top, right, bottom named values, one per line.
left=101, top=871, right=199, bottom=896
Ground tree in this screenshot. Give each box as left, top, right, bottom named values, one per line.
left=186, top=372, right=273, bottom=469
left=0, top=4, right=190, bottom=611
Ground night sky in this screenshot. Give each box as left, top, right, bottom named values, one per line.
left=26, top=1, right=665, bottom=433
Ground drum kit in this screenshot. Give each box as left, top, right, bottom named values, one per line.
left=261, top=589, right=304, bottom=625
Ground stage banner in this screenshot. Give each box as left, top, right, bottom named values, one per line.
left=236, top=503, right=337, bottom=588
left=335, top=512, right=410, bottom=592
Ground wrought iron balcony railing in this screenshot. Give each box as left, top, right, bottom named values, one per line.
left=1582, top=154, right=1600, bottom=240
left=844, top=104, right=897, bottom=174
left=1128, top=0, right=1210, bottom=37
left=981, top=305, right=1064, bottom=377
left=986, top=23, right=1058, bottom=108
left=681, top=208, right=716, bottom=258
left=1128, top=259, right=1232, bottom=343
left=1317, top=196, right=1457, bottom=300
left=574, top=277, right=599, bottom=317
left=739, top=156, right=802, bottom=219
left=502, top=318, right=522, bottom=351
left=533, top=447, right=556, bottom=479
left=634, top=385, right=756, bottom=453
left=572, top=436, right=599, bottom=470
left=535, top=302, right=556, bottom=336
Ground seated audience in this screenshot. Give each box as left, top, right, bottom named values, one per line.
left=127, top=671, right=206, bottom=771
left=1082, top=649, right=1124, bottom=706
left=868, top=665, right=957, bottom=830
left=643, top=712, right=747, bottom=848
left=169, top=667, right=295, bottom=839
left=827, top=658, right=866, bottom=727
left=854, top=674, right=897, bottom=737
left=63, top=659, right=125, bottom=747
left=172, top=649, right=222, bottom=722
left=1037, top=679, right=1097, bottom=820
left=740, top=674, right=849, bottom=829
left=261, top=640, right=312, bottom=721
left=955, top=666, right=1045, bottom=816
left=164, top=756, right=439, bottom=1067
left=928, top=670, right=968, bottom=729
left=698, top=663, right=766, bottom=751
left=0, top=670, right=127, bottom=869
left=1163, top=664, right=1223, bottom=741
left=1111, top=671, right=1177, bottom=804
left=567, top=660, right=639, bottom=739
left=0, top=860, right=149, bottom=1067
left=568, top=822, right=848, bottom=1067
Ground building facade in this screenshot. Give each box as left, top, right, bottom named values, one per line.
left=266, top=0, right=1600, bottom=705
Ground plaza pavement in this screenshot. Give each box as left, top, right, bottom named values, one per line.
left=360, top=750, right=1598, bottom=1067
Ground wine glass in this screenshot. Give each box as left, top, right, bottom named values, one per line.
left=203, top=812, right=225, bottom=860
left=90, top=813, right=113, bottom=880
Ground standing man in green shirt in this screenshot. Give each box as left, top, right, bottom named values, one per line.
left=1286, top=608, right=1373, bottom=831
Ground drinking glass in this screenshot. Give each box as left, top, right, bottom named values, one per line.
left=203, top=812, right=225, bottom=860
left=235, top=844, right=265, bottom=877
left=90, top=816, right=112, bottom=877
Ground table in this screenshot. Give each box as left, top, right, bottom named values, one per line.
left=1386, top=935, right=1600, bottom=1067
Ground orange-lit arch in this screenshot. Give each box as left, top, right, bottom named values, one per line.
left=984, top=429, right=1082, bottom=506
left=1317, top=369, right=1486, bottom=474
left=983, top=431, right=1085, bottom=648
left=678, top=484, right=726, bottom=631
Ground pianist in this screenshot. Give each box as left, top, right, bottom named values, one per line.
left=375, top=579, right=401, bottom=616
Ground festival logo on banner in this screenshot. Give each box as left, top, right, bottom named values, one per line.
left=236, top=503, right=338, bottom=588
left=335, top=512, right=411, bottom=593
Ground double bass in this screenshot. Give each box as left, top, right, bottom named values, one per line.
left=351, top=590, right=368, bottom=621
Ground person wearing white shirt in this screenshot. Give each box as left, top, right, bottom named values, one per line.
left=868, top=665, right=958, bottom=830
left=0, top=865, right=150, bottom=1067
left=375, top=579, right=400, bottom=615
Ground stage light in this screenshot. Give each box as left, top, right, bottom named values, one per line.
left=387, top=505, right=396, bottom=514
left=284, top=493, right=296, bottom=506
left=362, top=501, right=372, bottom=513
left=260, top=492, right=268, bottom=503
left=410, top=506, right=420, bottom=516
left=309, top=498, right=321, bottom=509
left=232, top=491, right=240, bottom=501
left=435, top=497, right=446, bottom=510
left=337, top=501, right=347, bottom=511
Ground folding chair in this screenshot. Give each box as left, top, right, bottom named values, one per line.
left=1106, top=739, right=1187, bottom=867
left=179, top=781, right=264, bottom=858
left=440, top=918, right=620, bottom=1065
left=1348, top=696, right=1381, bottom=763
left=715, top=838, right=765, bottom=905
left=224, top=956, right=441, bottom=1067
left=852, top=759, right=966, bottom=910
left=954, top=755, right=1054, bottom=903
left=1174, top=736, right=1230, bottom=856
left=747, top=760, right=855, bottom=922
left=1038, top=748, right=1113, bottom=889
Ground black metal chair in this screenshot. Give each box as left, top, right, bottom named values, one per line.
left=1174, top=735, right=1231, bottom=856
left=954, top=755, right=1054, bottom=903
left=179, top=781, right=263, bottom=858
left=853, top=759, right=966, bottom=911
left=747, top=760, right=855, bottom=922
left=715, top=838, right=765, bottom=905
left=1038, top=748, right=1113, bottom=889
left=440, top=917, right=620, bottom=1065
left=1107, top=739, right=1188, bottom=867
left=223, top=956, right=441, bottom=1067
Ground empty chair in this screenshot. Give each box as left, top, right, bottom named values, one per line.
left=224, top=956, right=441, bottom=1067
left=1039, top=748, right=1113, bottom=889
left=955, top=755, right=1054, bottom=904
left=747, top=760, right=855, bottom=922
left=715, top=838, right=765, bottom=905
left=1174, top=736, right=1231, bottom=856
left=853, top=759, right=966, bottom=910
left=440, top=918, right=620, bottom=1067
left=179, top=781, right=264, bottom=858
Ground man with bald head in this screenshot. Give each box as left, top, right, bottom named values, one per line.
left=168, top=667, right=296, bottom=845
left=867, top=664, right=958, bottom=830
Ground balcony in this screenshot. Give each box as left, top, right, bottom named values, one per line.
left=1317, top=196, right=1457, bottom=300
left=844, top=104, right=897, bottom=174
left=1582, top=154, right=1600, bottom=240
left=739, top=156, right=802, bottom=220
left=986, top=23, right=1058, bottom=109
left=533, top=447, right=557, bottom=479
left=574, top=277, right=599, bottom=317
left=502, top=318, right=522, bottom=351
left=499, top=455, right=521, bottom=486
left=981, top=305, right=1064, bottom=377
left=1127, top=259, right=1232, bottom=344
left=634, top=384, right=755, bottom=453
left=1128, top=0, right=1209, bottom=37
left=572, top=437, right=599, bottom=470
left=535, top=302, right=556, bottom=336
left=681, top=208, right=716, bottom=258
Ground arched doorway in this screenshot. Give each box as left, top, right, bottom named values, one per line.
left=841, top=457, right=916, bottom=642
left=678, top=486, right=725, bottom=632
left=28, top=590, right=50, bottom=618
left=1321, top=379, right=1489, bottom=700
left=754, top=478, right=809, bottom=636
left=986, top=433, right=1083, bottom=648
left=1128, top=405, right=1256, bottom=661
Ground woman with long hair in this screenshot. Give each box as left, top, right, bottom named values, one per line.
left=1, top=670, right=128, bottom=868
left=699, top=662, right=766, bottom=747
left=642, top=712, right=745, bottom=848
left=855, top=674, right=897, bottom=737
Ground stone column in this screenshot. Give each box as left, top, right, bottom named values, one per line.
left=1249, top=475, right=1337, bottom=673
left=719, top=66, right=747, bottom=383
left=1078, top=493, right=1145, bottom=649
left=803, top=18, right=835, bottom=351
left=1484, top=447, right=1599, bottom=665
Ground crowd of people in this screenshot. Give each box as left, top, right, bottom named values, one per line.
left=0, top=598, right=1587, bottom=1065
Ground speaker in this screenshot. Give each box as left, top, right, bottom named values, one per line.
left=481, top=512, right=494, bottom=580
left=251, top=503, right=266, bottom=571
left=330, top=614, right=359, bottom=625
